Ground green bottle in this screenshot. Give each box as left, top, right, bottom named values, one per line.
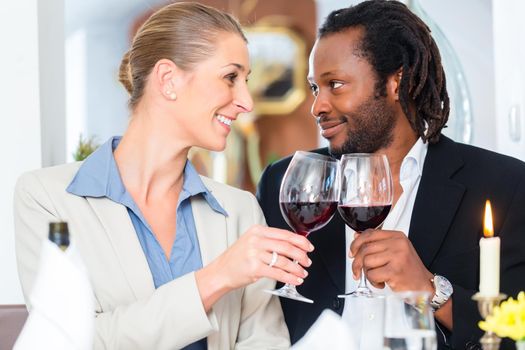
left=48, top=222, right=70, bottom=251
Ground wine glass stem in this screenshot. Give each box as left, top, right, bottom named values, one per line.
left=357, top=268, right=368, bottom=290
left=283, top=259, right=300, bottom=289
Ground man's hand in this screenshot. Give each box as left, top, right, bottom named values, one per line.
left=351, top=229, right=454, bottom=330
left=350, top=229, right=434, bottom=293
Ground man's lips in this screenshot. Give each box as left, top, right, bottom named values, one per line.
left=318, top=117, right=347, bottom=139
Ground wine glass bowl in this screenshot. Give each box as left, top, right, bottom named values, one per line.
left=338, top=153, right=393, bottom=298
left=280, top=201, right=338, bottom=237
left=266, top=151, right=339, bottom=303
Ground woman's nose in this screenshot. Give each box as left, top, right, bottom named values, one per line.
left=234, top=84, right=254, bottom=113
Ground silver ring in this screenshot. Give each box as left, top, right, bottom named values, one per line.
left=268, top=251, right=278, bottom=268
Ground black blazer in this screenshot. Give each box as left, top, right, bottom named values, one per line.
left=256, top=136, right=525, bottom=350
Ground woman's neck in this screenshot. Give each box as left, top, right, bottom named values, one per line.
left=114, top=108, right=189, bottom=204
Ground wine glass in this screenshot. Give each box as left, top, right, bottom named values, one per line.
left=337, top=153, right=393, bottom=298
left=265, top=151, right=339, bottom=303
left=383, top=291, right=437, bottom=350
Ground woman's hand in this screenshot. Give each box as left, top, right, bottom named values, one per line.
left=195, top=225, right=314, bottom=311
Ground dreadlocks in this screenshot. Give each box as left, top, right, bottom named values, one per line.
left=319, top=0, right=449, bottom=143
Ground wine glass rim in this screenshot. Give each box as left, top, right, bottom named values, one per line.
left=294, top=150, right=338, bottom=162
left=340, top=153, right=387, bottom=159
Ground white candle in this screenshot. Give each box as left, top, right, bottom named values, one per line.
left=479, top=200, right=500, bottom=296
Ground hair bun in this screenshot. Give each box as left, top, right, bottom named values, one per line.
left=118, top=51, right=133, bottom=95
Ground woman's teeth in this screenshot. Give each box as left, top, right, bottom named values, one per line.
left=216, top=114, right=232, bottom=126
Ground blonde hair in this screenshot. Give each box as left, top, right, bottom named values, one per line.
left=118, top=2, right=246, bottom=109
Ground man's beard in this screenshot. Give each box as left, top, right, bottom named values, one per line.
left=329, top=95, right=396, bottom=157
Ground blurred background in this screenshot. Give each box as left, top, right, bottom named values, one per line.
left=1, top=0, right=524, bottom=304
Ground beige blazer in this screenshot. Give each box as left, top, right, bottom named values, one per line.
left=14, top=162, right=290, bottom=349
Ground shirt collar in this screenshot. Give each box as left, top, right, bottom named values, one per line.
left=181, top=160, right=228, bottom=216
left=400, top=137, right=428, bottom=182
left=66, top=136, right=120, bottom=198
left=66, top=136, right=227, bottom=216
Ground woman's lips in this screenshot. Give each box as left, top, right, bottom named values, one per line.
left=319, top=120, right=347, bottom=139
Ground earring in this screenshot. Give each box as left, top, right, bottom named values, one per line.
left=165, top=90, right=177, bottom=101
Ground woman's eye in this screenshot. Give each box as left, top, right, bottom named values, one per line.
left=226, top=73, right=238, bottom=83
left=330, top=81, right=343, bottom=89
left=309, top=84, right=319, bottom=96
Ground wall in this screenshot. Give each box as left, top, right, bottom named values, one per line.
left=420, top=0, right=496, bottom=152
left=493, top=0, right=525, bottom=160
left=66, top=20, right=130, bottom=159
left=64, top=1, right=166, bottom=160
left=0, top=1, right=43, bottom=303
left=39, top=0, right=66, bottom=167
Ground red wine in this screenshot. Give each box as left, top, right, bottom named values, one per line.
left=338, top=204, right=392, bottom=232
left=280, top=201, right=338, bottom=236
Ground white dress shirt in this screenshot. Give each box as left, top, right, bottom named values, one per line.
left=341, top=138, right=428, bottom=347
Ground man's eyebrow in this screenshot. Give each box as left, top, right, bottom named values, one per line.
left=320, top=71, right=337, bottom=78
left=307, top=71, right=337, bottom=82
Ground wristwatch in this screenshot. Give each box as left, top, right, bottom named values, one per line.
left=430, top=275, right=453, bottom=311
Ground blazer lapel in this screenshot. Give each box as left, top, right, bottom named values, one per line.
left=191, top=193, right=228, bottom=267
left=86, top=197, right=155, bottom=299
left=409, top=136, right=466, bottom=267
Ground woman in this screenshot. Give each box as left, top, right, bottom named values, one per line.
left=14, top=2, right=312, bottom=349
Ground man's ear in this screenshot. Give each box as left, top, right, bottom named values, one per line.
left=387, top=68, right=403, bottom=101
left=153, top=59, right=184, bottom=101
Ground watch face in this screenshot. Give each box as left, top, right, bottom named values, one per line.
left=435, top=275, right=453, bottom=295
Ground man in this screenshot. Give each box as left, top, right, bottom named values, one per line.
left=256, top=1, right=525, bottom=349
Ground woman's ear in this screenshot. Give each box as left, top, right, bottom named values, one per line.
left=154, top=59, right=180, bottom=101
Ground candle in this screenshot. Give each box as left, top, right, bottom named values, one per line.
left=479, top=200, right=500, bottom=296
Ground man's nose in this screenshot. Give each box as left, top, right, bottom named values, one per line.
left=311, top=92, right=331, bottom=118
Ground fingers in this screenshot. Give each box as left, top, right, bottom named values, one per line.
left=221, top=225, right=316, bottom=288
left=251, top=226, right=314, bottom=268
left=350, top=229, right=398, bottom=257
left=359, top=252, right=390, bottom=288
left=258, top=226, right=314, bottom=253
left=369, top=280, right=386, bottom=289
left=264, top=251, right=308, bottom=277
left=351, top=241, right=388, bottom=278
left=349, top=230, right=433, bottom=292
left=261, top=264, right=306, bottom=286
left=259, top=239, right=312, bottom=268
left=262, top=252, right=309, bottom=285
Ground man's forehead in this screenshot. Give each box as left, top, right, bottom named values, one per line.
left=316, top=27, right=365, bottom=55
left=308, top=28, right=369, bottom=77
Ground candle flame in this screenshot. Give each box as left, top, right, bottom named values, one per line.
left=484, top=200, right=494, bottom=238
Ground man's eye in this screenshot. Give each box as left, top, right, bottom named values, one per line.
left=330, top=81, right=343, bottom=89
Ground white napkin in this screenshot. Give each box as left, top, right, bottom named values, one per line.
left=14, top=240, right=95, bottom=350
left=291, top=309, right=357, bottom=350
